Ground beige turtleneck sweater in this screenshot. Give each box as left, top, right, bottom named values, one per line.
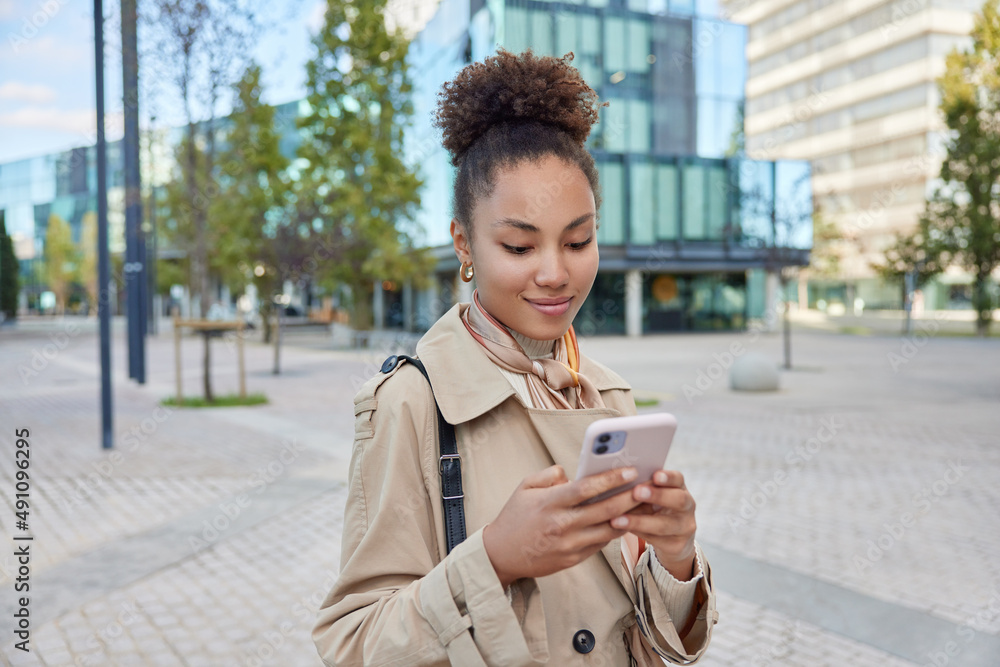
left=500, top=326, right=703, bottom=632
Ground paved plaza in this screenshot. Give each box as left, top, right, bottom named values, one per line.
left=0, top=312, right=998, bottom=666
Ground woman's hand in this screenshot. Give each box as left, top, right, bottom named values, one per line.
left=483, top=465, right=643, bottom=588
left=612, top=470, right=698, bottom=581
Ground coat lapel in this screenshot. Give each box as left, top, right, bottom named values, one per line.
left=416, top=302, right=640, bottom=602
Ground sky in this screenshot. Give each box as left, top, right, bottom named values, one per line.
left=0, top=0, right=327, bottom=164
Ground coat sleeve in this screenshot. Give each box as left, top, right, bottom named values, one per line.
left=634, top=542, right=717, bottom=663
left=312, top=364, right=549, bottom=667
left=601, top=385, right=718, bottom=664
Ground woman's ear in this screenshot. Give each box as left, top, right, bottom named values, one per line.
left=450, top=218, right=472, bottom=264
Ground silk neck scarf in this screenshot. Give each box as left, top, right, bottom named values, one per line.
left=461, top=290, right=648, bottom=639
left=460, top=289, right=606, bottom=411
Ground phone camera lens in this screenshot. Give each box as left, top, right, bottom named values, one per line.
left=596, top=444, right=608, bottom=454
left=598, top=433, right=611, bottom=443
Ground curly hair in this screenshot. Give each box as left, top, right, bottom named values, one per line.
left=433, top=49, right=606, bottom=237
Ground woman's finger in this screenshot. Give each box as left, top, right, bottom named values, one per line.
left=651, top=470, right=686, bottom=488
left=631, top=485, right=695, bottom=512
left=559, top=466, right=638, bottom=506
left=611, top=510, right=696, bottom=537
left=523, top=464, right=569, bottom=489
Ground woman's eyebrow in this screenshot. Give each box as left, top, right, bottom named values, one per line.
left=493, top=213, right=594, bottom=232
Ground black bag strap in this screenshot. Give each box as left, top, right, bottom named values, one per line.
left=387, top=354, right=467, bottom=554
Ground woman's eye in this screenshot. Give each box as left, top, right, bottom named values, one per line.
left=569, top=237, right=593, bottom=250
left=502, top=244, right=530, bottom=255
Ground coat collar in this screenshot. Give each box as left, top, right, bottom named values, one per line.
left=416, top=303, right=632, bottom=425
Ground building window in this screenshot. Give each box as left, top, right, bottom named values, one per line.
left=531, top=9, right=553, bottom=54
left=575, top=271, right=626, bottom=335
left=597, top=160, right=625, bottom=244
left=656, top=163, right=679, bottom=240
left=643, top=272, right=748, bottom=332
left=682, top=162, right=706, bottom=239
left=630, top=160, right=655, bottom=244
left=506, top=7, right=530, bottom=53
left=706, top=163, right=727, bottom=240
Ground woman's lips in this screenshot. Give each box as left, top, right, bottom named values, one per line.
left=526, top=297, right=572, bottom=317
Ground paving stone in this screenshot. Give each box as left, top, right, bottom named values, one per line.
left=0, top=322, right=996, bottom=665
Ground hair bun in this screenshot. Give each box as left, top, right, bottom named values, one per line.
left=434, top=49, right=603, bottom=165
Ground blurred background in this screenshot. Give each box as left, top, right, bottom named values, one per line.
left=0, top=0, right=998, bottom=665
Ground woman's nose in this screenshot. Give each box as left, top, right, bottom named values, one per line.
left=534, top=250, right=570, bottom=288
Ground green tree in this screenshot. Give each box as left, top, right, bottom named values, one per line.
left=212, top=62, right=295, bottom=343
left=809, top=205, right=843, bottom=280
left=295, top=0, right=430, bottom=330
left=0, top=211, right=19, bottom=321
left=920, top=0, right=1000, bottom=335
left=146, top=0, right=257, bottom=400
left=79, top=212, right=98, bottom=314
left=872, top=216, right=948, bottom=309
left=43, top=214, right=78, bottom=314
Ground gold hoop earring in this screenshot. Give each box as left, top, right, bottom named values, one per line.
left=460, top=262, right=474, bottom=283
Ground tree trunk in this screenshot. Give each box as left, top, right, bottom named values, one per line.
left=352, top=280, right=374, bottom=332
left=780, top=275, right=792, bottom=370
left=261, top=302, right=273, bottom=343
left=202, top=331, right=213, bottom=401
left=973, top=274, right=992, bottom=337
left=272, top=310, right=282, bottom=375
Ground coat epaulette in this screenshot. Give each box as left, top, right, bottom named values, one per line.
left=352, top=355, right=419, bottom=441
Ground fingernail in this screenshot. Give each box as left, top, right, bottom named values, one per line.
left=636, top=487, right=651, bottom=500
left=612, top=516, right=628, bottom=528
left=622, top=468, right=637, bottom=481
left=655, top=472, right=667, bottom=484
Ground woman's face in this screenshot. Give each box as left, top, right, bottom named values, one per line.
left=451, top=154, right=599, bottom=341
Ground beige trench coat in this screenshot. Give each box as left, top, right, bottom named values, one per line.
left=313, top=303, right=717, bottom=666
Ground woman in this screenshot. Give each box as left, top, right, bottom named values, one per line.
left=313, top=49, right=717, bottom=666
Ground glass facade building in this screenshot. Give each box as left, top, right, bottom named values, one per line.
left=0, top=102, right=302, bottom=314
left=407, top=0, right=812, bottom=333
left=0, top=0, right=812, bottom=332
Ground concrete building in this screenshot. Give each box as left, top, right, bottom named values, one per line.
left=724, top=0, right=980, bottom=310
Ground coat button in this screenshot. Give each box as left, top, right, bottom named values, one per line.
left=380, top=355, right=398, bottom=373
left=572, top=629, right=595, bottom=654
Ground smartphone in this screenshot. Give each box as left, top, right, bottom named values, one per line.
left=575, top=413, right=677, bottom=505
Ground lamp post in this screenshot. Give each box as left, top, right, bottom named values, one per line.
left=94, top=0, right=114, bottom=448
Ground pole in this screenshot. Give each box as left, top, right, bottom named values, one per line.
left=147, top=120, right=158, bottom=336
left=904, top=270, right=915, bottom=336
left=237, top=320, right=246, bottom=398
left=95, top=0, right=114, bottom=449
left=122, top=0, right=145, bottom=383
left=174, top=308, right=182, bottom=404
left=273, top=309, right=282, bottom=375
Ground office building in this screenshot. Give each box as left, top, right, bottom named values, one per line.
left=725, top=0, right=979, bottom=310
left=0, top=0, right=812, bottom=335
left=400, top=0, right=812, bottom=334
